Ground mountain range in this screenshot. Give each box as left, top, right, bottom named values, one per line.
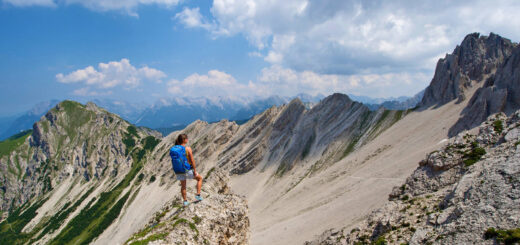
left=1, top=32, right=519, bottom=245
left=0, top=92, right=415, bottom=140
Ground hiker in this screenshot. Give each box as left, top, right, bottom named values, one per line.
left=170, top=133, right=203, bottom=206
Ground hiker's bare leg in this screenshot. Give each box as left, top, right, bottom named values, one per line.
left=195, top=174, right=203, bottom=195
left=180, top=180, right=187, bottom=201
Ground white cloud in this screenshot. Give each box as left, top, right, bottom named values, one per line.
left=65, top=0, right=181, bottom=16
left=167, top=70, right=255, bottom=98
left=2, top=0, right=56, bottom=7
left=57, top=58, right=166, bottom=95
left=175, top=0, right=520, bottom=77
left=3, top=0, right=181, bottom=16
left=174, top=7, right=212, bottom=30
left=166, top=66, right=429, bottom=99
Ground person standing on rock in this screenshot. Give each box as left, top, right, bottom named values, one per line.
left=170, top=133, right=203, bottom=206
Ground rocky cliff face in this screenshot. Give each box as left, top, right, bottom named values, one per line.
left=307, top=110, right=520, bottom=245
left=419, top=33, right=515, bottom=108
left=214, top=94, right=407, bottom=177
left=449, top=40, right=520, bottom=136
left=416, top=32, right=520, bottom=137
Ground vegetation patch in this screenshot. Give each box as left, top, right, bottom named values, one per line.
left=49, top=157, right=143, bottom=245
left=135, top=148, right=147, bottom=163
left=341, top=136, right=360, bottom=159
left=137, top=173, right=145, bottom=182
left=33, top=187, right=95, bottom=241
left=192, top=216, right=202, bottom=224
left=484, top=227, right=520, bottom=244
left=373, top=235, right=387, bottom=245
left=142, top=136, right=160, bottom=152
left=0, top=196, right=49, bottom=244
left=301, top=132, right=316, bottom=159
left=274, top=162, right=289, bottom=177
left=0, top=129, right=32, bottom=159
left=128, top=232, right=168, bottom=245
left=123, top=133, right=136, bottom=156
left=493, top=120, right=504, bottom=134
left=463, top=142, right=486, bottom=167
left=59, top=101, right=94, bottom=140
left=205, top=167, right=215, bottom=179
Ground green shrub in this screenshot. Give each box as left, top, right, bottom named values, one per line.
left=123, top=126, right=139, bottom=156
left=463, top=147, right=486, bottom=166
left=192, top=216, right=202, bottom=224
left=485, top=228, right=499, bottom=239
left=373, top=235, right=387, bottom=245
left=137, top=173, right=145, bottom=182
left=493, top=120, right=503, bottom=134
left=143, top=136, right=160, bottom=152
left=484, top=227, right=520, bottom=244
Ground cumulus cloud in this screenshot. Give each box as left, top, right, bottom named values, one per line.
left=167, top=70, right=256, bottom=98
left=57, top=58, right=166, bottom=95
left=3, top=0, right=180, bottom=16
left=166, top=66, right=428, bottom=99
left=176, top=0, right=520, bottom=76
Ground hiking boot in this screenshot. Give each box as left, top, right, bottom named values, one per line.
left=183, top=200, right=189, bottom=206
left=195, top=195, right=203, bottom=202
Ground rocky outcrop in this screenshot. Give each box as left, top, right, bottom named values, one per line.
left=124, top=169, right=249, bottom=245
left=307, top=111, right=520, bottom=245
left=449, top=41, right=520, bottom=136
left=419, top=33, right=516, bottom=108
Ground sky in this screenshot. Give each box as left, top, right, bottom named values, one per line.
left=1, top=0, right=519, bottom=115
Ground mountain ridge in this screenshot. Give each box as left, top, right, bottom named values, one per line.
left=1, top=32, right=519, bottom=245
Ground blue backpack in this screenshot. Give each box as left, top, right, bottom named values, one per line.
left=170, top=145, right=191, bottom=174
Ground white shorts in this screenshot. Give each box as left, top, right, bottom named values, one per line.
left=176, top=170, right=195, bottom=181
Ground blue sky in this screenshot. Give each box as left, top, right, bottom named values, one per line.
left=1, top=0, right=519, bottom=115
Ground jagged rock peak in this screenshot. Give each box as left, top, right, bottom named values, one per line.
left=448, top=34, right=520, bottom=136
left=419, top=32, right=516, bottom=107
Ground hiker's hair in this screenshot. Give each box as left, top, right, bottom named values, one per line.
left=175, top=134, right=188, bottom=145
